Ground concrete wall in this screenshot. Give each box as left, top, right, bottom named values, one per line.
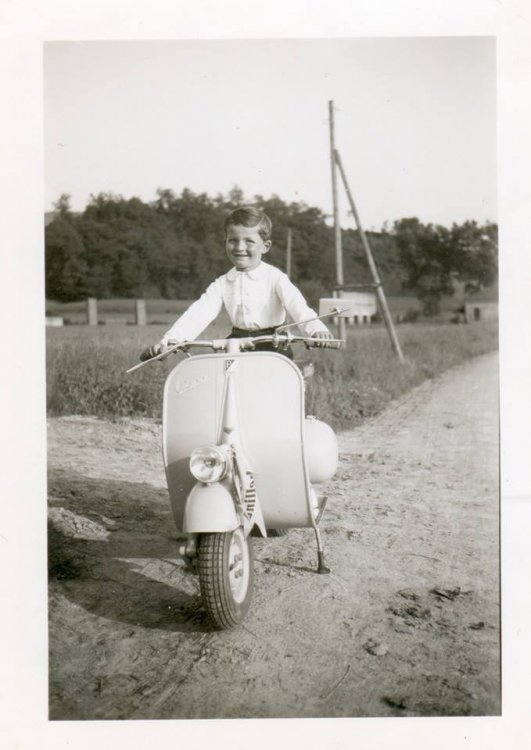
left=320, top=291, right=377, bottom=324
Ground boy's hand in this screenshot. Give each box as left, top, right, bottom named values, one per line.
left=139, top=343, right=164, bottom=361
left=311, top=331, right=334, bottom=348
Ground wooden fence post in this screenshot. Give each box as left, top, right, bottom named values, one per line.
left=87, top=298, right=98, bottom=326
left=135, top=299, right=147, bottom=325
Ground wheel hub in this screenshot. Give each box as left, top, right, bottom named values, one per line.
left=228, top=528, right=250, bottom=603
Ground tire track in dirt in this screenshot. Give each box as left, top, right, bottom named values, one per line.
left=47, top=351, right=499, bottom=719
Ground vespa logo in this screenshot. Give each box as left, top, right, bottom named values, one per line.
left=174, top=375, right=208, bottom=397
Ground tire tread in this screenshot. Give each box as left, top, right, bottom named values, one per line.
left=198, top=532, right=253, bottom=629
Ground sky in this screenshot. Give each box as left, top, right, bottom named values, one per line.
left=44, top=37, right=496, bottom=230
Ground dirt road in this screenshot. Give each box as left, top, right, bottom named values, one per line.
left=47, top=351, right=500, bottom=719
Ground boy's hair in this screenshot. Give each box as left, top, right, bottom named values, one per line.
left=224, top=206, right=272, bottom=241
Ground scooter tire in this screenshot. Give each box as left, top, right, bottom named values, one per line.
left=197, top=528, right=254, bottom=629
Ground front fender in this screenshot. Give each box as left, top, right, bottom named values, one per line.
left=182, top=480, right=239, bottom=533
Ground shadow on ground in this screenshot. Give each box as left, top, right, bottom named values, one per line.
left=48, top=468, right=211, bottom=633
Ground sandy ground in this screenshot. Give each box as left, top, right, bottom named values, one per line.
left=47, top=351, right=500, bottom=720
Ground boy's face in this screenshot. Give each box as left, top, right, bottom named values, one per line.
left=225, top=224, right=271, bottom=272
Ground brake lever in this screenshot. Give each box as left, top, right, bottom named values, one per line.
left=126, top=343, right=182, bottom=373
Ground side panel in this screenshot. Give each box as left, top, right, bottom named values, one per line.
left=304, top=418, right=339, bottom=483
left=163, top=352, right=312, bottom=531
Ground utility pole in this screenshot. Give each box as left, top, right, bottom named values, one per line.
left=286, top=228, right=292, bottom=278
left=328, top=100, right=346, bottom=340
left=334, top=149, right=404, bottom=362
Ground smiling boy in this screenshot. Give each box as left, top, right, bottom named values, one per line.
left=141, top=206, right=332, bottom=360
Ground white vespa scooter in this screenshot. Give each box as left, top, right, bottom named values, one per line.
left=128, top=315, right=344, bottom=629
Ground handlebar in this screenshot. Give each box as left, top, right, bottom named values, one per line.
left=169, top=335, right=345, bottom=351
left=127, top=334, right=344, bottom=373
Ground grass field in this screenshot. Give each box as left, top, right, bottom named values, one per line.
left=46, top=318, right=498, bottom=431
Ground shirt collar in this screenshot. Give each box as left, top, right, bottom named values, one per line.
left=227, top=261, right=269, bottom=281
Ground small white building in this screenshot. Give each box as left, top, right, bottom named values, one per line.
left=464, top=301, right=498, bottom=323
left=464, top=288, right=498, bottom=323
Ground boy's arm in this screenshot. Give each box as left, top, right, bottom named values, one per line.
left=159, top=278, right=224, bottom=346
left=275, top=274, right=331, bottom=337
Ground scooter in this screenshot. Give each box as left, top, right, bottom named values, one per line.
left=128, top=317, right=344, bottom=629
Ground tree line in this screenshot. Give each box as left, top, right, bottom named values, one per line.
left=45, top=188, right=497, bottom=315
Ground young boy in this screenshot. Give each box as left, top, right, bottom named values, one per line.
left=141, top=206, right=332, bottom=360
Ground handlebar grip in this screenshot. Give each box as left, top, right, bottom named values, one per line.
left=324, top=340, right=343, bottom=349
left=308, top=339, right=344, bottom=349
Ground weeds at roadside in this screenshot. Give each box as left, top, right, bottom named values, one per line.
left=304, top=323, right=497, bottom=429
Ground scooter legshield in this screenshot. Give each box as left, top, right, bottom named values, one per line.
left=163, top=352, right=313, bottom=531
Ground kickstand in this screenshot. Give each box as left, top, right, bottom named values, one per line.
left=314, top=494, right=328, bottom=525
left=313, top=526, right=330, bottom=574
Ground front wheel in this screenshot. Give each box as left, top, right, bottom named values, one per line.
left=197, top=528, right=254, bottom=629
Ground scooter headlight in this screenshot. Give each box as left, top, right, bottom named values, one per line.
left=189, top=445, right=229, bottom=484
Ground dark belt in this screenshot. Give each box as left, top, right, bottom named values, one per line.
left=227, top=326, right=293, bottom=360
left=228, top=326, right=279, bottom=338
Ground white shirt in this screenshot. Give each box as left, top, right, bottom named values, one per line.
left=161, top=261, right=329, bottom=344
